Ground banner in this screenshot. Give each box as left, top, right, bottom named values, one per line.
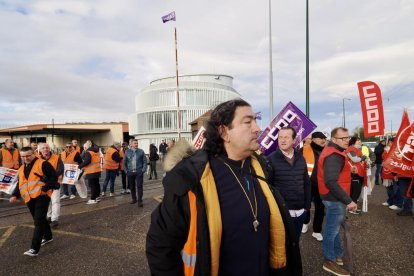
left=192, top=126, right=206, bottom=150
left=62, top=164, right=81, bottom=185
left=257, top=101, right=317, bottom=156
left=0, top=167, right=18, bottom=195
left=357, top=81, right=385, bottom=137
left=382, top=110, right=413, bottom=176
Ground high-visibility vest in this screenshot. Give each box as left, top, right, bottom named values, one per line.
left=18, top=159, right=52, bottom=204
left=43, top=154, right=62, bottom=184
left=119, top=149, right=125, bottom=171
left=302, top=145, right=315, bottom=177
left=83, top=150, right=102, bottom=175
left=318, top=146, right=351, bottom=196
left=74, top=145, right=81, bottom=154
left=181, top=191, right=198, bottom=276
left=1, top=148, right=20, bottom=169
left=61, top=150, right=77, bottom=164
left=103, top=147, right=119, bottom=170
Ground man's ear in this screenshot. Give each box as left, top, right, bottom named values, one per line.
left=219, top=125, right=229, bottom=142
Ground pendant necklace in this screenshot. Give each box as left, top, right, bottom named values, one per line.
left=223, top=162, right=260, bottom=232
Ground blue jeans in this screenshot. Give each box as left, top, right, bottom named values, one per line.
left=102, top=169, right=117, bottom=193
left=398, top=178, right=413, bottom=212
left=375, top=164, right=382, bottom=185
left=322, top=200, right=346, bottom=261
left=386, top=181, right=403, bottom=207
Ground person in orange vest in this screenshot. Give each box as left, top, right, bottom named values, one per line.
left=72, top=139, right=82, bottom=154
left=9, top=146, right=58, bottom=257
left=0, top=138, right=21, bottom=169
left=78, top=140, right=102, bottom=205
left=301, top=131, right=327, bottom=242
left=60, top=142, right=83, bottom=200
left=318, top=127, right=358, bottom=276
left=146, top=99, right=301, bottom=276
left=102, top=142, right=122, bottom=197
left=119, top=142, right=130, bottom=194
left=39, top=143, right=64, bottom=228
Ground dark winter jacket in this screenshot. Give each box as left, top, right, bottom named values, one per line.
left=268, top=148, right=311, bottom=211
left=146, top=140, right=302, bottom=276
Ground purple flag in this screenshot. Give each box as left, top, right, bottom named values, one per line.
left=257, top=101, right=317, bottom=156
left=162, top=11, right=176, bottom=23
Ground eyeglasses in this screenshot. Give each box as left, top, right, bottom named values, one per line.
left=66, top=146, right=73, bottom=148
left=334, top=136, right=351, bottom=141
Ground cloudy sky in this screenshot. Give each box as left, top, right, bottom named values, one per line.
left=1, top=0, right=413, bottom=135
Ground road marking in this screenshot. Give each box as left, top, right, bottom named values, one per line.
left=153, top=195, right=163, bottom=202
left=0, top=226, right=16, bottom=248
left=21, top=224, right=144, bottom=250
left=71, top=204, right=118, bottom=215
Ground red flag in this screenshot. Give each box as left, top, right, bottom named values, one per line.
left=357, top=81, right=385, bottom=137
left=383, top=110, right=413, bottom=177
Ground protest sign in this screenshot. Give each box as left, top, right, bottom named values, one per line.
left=192, top=126, right=206, bottom=150
left=357, top=81, right=385, bottom=137
left=0, top=167, right=18, bottom=195
left=257, top=101, right=316, bottom=156
left=62, top=164, right=81, bottom=185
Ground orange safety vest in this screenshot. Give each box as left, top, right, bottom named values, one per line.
left=43, top=154, right=62, bottom=184
left=181, top=191, right=198, bottom=275
left=84, top=150, right=102, bottom=175
left=18, top=159, right=52, bottom=204
left=103, top=147, right=120, bottom=170
left=1, top=148, right=20, bottom=169
left=61, top=150, right=77, bottom=164
left=318, top=146, right=351, bottom=196
left=302, top=145, right=315, bottom=177
left=74, top=145, right=81, bottom=154
left=119, top=149, right=125, bottom=171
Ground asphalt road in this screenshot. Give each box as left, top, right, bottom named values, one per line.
left=1, top=165, right=413, bottom=275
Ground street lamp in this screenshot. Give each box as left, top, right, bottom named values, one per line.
left=342, top=98, right=351, bottom=128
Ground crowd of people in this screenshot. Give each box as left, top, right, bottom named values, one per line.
left=146, top=98, right=413, bottom=276
left=1, top=98, right=412, bottom=275
left=1, top=137, right=176, bottom=257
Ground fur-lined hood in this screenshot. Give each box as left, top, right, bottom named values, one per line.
left=163, top=139, right=196, bottom=172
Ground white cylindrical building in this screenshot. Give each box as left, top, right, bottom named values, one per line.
left=129, top=74, right=241, bottom=153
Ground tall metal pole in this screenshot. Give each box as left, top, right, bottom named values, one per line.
left=174, top=27, right=181, bottom=139
left=268, top=0, right=274, bottom=120
left=342, top=98, right=345, bottom=128
left=305, top=0, right=310, bottom=117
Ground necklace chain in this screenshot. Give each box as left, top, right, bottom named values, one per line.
left=223, top=162, right=259, bottom=231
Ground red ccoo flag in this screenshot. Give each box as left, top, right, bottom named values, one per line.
left=382, top=109, right=413, bottom=177
left=357, top=81, right=385, bottom=137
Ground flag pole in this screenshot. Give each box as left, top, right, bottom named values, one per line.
left=174, top=27, right=181, bottom=139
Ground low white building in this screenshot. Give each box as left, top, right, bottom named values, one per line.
left=129, top=74, right=241, bottom=152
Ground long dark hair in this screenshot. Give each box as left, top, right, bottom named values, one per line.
left=203, top=98, right=251, bottom=156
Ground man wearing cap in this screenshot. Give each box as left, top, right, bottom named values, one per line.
left=301, top=131, right=327, bottom=242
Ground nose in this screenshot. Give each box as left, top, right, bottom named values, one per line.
left=252, top=120, right=261, bottom=133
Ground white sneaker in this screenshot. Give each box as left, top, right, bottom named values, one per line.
left=60, top=195, right=69, bottom=200
left=96, top=197, right=101, bottom=202
left=101, top=192, right=105, bottom=196
left=69, top=195, right=76, bottom=199
left=126, top=189, right=131, bottom=194
left=23, top=249, right=38, bottom=257
left=302, top=223, right=309, bottom=233
left=389, top=205, right=402, bottom=210
left=382, top=202, right=389, bottom=206
left=109, top=193, right=114, bottom=197
left=86, top=199, right=98, bottom=205
left=312, top=232, right=323, bottom=241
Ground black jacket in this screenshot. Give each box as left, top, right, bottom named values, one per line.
left=146, top=148, right=302, bottom=276
left=268, top=148, right=311, bottom=211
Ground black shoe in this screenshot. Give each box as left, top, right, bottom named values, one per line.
left=50, top=221, right=59, bottom=228
left=130, top=200, right=137, bottom=204
left=148, top=177, right=152, bottom=180
left=138, top=202, right=143, bottom=207
left=397, top=211, right=413, bottom=216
